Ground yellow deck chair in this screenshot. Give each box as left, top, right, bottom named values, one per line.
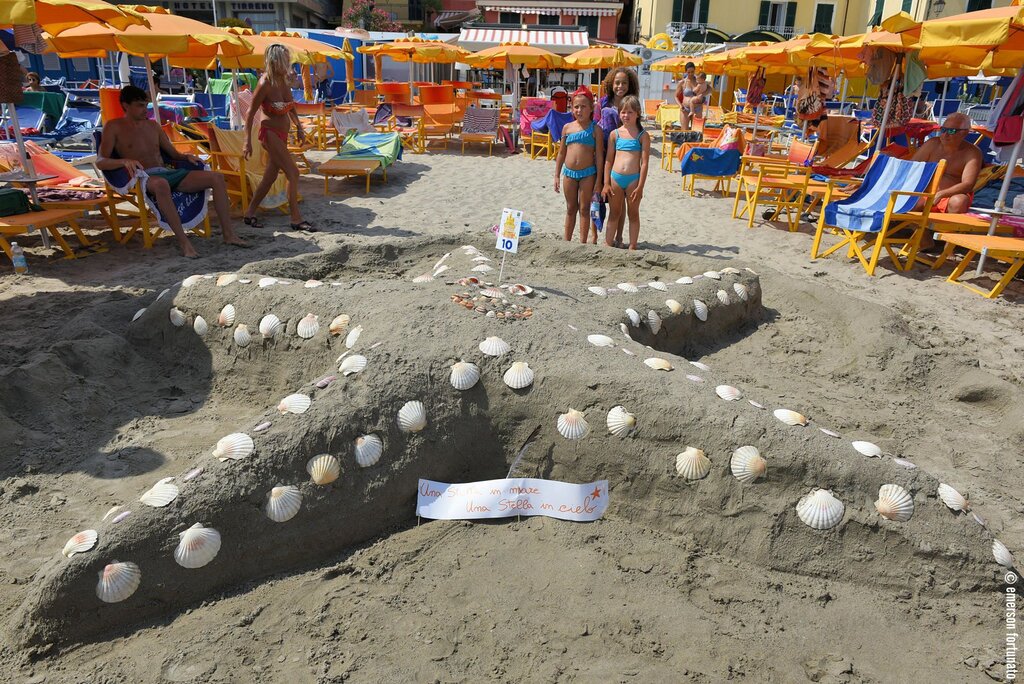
left=731, top=139, right=818, bottom=231
left=389, top=103, right=426, bottom=154
left=421, top=103, right=457, bottom=149
left=937, top=233, right=1024, bottom=299
left=209, top=126, right=290, bottom=214
left=0, top=208, right=101, bottom=263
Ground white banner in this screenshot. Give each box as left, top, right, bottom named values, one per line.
left=416, top=477, right=608, bottom=522
left=495, top=207, right=522, bottom=254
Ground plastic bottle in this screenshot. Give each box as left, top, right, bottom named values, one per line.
left=10, top=242, right=28, bottom=275
left=590, top=195, right=603, bottom=233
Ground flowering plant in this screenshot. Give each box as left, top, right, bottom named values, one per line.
left=340, top=0, right=403, bottom=32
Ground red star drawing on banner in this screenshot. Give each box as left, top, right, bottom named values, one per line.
left=591, top=486, right=601, bottom=499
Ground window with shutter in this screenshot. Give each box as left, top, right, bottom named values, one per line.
left=901, top=0, right=912, bottom=12
left=785, top=1, right=797, bottom=29
left=758, top=1, right=771, bottom=27
left=867, top=0, right=883, bottom=26
left=965, top=0, right=992, bottom=11
left=813, top=3, right=834, bottom=33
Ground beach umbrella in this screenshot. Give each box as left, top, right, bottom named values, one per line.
left=650, top=55, right=705, bottom=74
left=464, top=42, right=564, bottom=70
left=563, top=46, right=642, bottom=69
left=172, top=28, right=352, bottom=69
left=343, top=38, right=356, bottom=101
left=358, top=37, right=470, bottom=90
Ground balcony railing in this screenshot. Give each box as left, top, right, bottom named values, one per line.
left=665, top=22, right=717, bottom=39
left=755, top=24, right=804, bottom=38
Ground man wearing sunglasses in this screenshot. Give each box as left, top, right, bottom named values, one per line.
left=911, top=112, right=983, bottom=215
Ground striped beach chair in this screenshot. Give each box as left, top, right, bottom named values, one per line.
left=811, top=154, right=945, bottom=276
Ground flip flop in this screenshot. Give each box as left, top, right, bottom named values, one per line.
left=242, top=216, right=264, bottom=228
left=291, top=221, right=317, bottom=233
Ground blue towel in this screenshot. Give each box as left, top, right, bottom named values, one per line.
left=679, top=148, right=741, bottom=178
left=823, top=155, right=938, bottom=233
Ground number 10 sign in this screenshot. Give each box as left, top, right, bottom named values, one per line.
left=496, top=208, right=523, bottom=254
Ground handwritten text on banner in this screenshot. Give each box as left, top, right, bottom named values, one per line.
left=416, top=478, right=608, bottom=522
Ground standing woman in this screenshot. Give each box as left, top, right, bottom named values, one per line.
left=674, top=62, right=702, bottom=130
left=242, top=44, right=314, bottom=232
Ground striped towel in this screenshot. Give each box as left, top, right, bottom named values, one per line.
left=462, top=107, right=499, bottom=135
left=823, top=155, right=939, bottom=233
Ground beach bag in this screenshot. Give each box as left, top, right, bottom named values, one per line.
left=0, top=53, right=24, bottom=104
left=746, top=69, right=766, bottom=111
left=873, top=82, right=913, bottom=130
left=993, top=75, right=1024, bottom=147
left=0, top=188, right=39, bottom=217
left=745, top=140, right=769, bottom=157
left=714, top=125, right=744, bottom=152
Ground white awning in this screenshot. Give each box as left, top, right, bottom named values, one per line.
left=481, top=5, right=619, bottom=16
left=458, top=28, right=589, bottom=55
left=435, top=10, right=478, bottom=26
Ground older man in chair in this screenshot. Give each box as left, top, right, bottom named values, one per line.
left=96, top=85, right=249, bottom=258
left=912, top=112, right=983, bottom=215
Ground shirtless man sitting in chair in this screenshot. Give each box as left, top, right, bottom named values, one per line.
left=96, top=85, right=249, bottom=258
left=912, top=112, right=983, bottom=215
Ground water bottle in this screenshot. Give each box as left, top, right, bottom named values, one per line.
left=10, top=242, right=28, bottom=275
left=1013, top=194, right=1024, bottom=216
left=590, top=195, right=603, bottom=233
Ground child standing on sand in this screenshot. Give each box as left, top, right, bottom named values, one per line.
left=602, top=96, right=650, bottom=250
left=554, top=88, right=604, bottom=243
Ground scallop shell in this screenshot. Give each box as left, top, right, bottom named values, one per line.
left=139, top=477, right=179, bottom=507
left=96, top=561, right=141, bottom=603
left=397, top=400, right=428, bottom=432
left=676, top=276, right=694, bottom=285
left=169, top=307, right=187, bottom=327
left=690, top=361, right=711, bottom=372
left=304, top=279, right=323, bottom=288
left=216, top=273, right=238, bottom=287
left=174, top=523, right=221, bottom=569
left=192, top=315, right=208, bottom=337
left=819, top=428, right=840, bottom=438
left=480, top=286, right=504, bottom=298
left=259, top=313, right=282, bottom=339
left=625, top=308, right=641, bottom=327
left=587, top=334, right=615, bottom=348
left=606, top=406, right=636, bottom=437
left=217, top=304, right=236, bottom=327
left=296, top=313, right=319, bottom=339
left=503, top=361, right=534, bottom=389
left=647, top=281, right=668, bottom=292
left=644, top=357, right=673, bottom=371
left=665, top=299, right=682, bottom=314
left=265, top=486, right=301, bottom=522
left=993, top=540, right=1015, bottom=569
left=647, top=310, right=662, bottom=335
left=617, top=282, right=639, bottom=293
left=852, top=440, right=883, bottom=458
left=721, top=267, right=741, bottom=275
left=329, top=314, right=350, bottom=335
left=471, top=264, right=495, bottom=274
left=277, top=393, right=311, bottom=415
left=258, top=277, right=277, bottom=288
left=132, top=308, right=146, bottom=322
left=472, top=255, right=491, bottom=262
left=716, top=289, right=730, bottom=306
left=556, top=408, right=589, bottom=440
left=450, top=361, right=480, bottom=390
left=693, top=299, right=708, bottom=321
left=62, top=529, right=98, bottom=558
left=412, top=273, right=433, bottom=283
left=892, top=458, right=917, bottom=470
left=306, top=454, right=340, bottom=485
left=875, top=484, right=914, bottom=522
left=212, top=432, right=254, bottom=461
left=796, top=489, right=845, bottom=530
left=715, top=385, right=742, bottom=401
left=588, top=286, right=608, bottom=297
left=479, top=336, right=512, bottom=357
left=733, top=283, right=749, bottom=302
left=937, top=483, right=969, bottom=512
left=773, top=409, right=808, bottom=426
left=730, top=446, right=767, bottom=484
left=509, top=283, right=533, bottom=296
left=345, top=325, right=363, bottom=349
left=354, top=434, right=384, bottom=467
left=339, top=354, right=367, bottom=376
left=233, top=324, right=251, bottom=347
left=675, top=446, right=711, bottom=480
left=703, top=270, right=721, bottom=280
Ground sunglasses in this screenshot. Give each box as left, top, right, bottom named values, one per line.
left=940, top=127, right=967, bottom=135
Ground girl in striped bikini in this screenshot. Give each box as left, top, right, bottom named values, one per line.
left=554, top=88, right=604, bottom=243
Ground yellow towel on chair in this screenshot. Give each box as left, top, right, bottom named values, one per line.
left=212, top=126, right=288, bottom=210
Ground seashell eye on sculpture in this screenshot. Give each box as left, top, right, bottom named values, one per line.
left=556, top=408, right=589, bottom=440
left=675, top=446, right=711, bottom=481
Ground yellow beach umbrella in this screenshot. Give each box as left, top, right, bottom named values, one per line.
left=563, top=46, right=642, bottom=69
left=343, top=37, right=356, bottom=99
left=174, top=28, right=352, bottom=69
left=650, top=55, right=704, bottom=74
left=905, top=4, right=1024, bottom=69
left=357, top=37, right=470, bottom=63
left=465, top=42, right=564, bottom=69
left=1, top=0, right=148, bottom=34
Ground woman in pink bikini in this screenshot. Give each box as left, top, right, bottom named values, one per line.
left=242, top=44, right=313, bottom=232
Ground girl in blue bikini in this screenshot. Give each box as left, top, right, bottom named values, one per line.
left=554, top=88, right=604, bottom=243
left=602, top=96, right=650, bottom=250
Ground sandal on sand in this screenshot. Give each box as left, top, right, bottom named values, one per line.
left=242, top=216, right=263, bottom=228
left=291, top=221, right=317, bottom=233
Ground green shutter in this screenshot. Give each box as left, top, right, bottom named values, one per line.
left=785, top=1, right=797, bottom=28
left=966, top=0, right=992, bottom=11
left=672, top=0, right=683, bottom=23
left=698, top=0, right=709, bottom=24
left=867, top=0, right=883, bottom=26
left=813, top=4, right=834, bottom=32
left=758, top=0, right=770, bottom=26
left=901, top=0, right=912, bottom=12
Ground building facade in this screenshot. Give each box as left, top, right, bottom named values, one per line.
left=163, top=0, right=334, bottom=30
left=473, top=0, right=624, bottom=42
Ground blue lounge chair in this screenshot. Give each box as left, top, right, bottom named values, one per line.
left=25, top=103, right=101, bottom=148
left=3, top=107, right=48, bottom=137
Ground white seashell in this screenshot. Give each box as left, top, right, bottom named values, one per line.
left=217, top=304, right=235, bottom=327
left=132, top=308, right=146, bottom=322
left=796, top=489, right=845, bottom=530
left=606, top=406, right=636, bottom=437
left=644, top=357, right=673, bottom=371
left=182, top=275, right=204, bottom=287
left=733, top=283, right=749, bottom=302
left=617, top=282, right=639, bottom=293
left=174, top=523, right=221, bottom=569
left=972, top=511, right=988, bottom=527
left=665, top=299, right=682, bottom=314
left=686, top=374, right=705, bottom=383
left=588, top=286, right=607, bottom=296
left=648, top=281, right=668, bottom=292
left=480, top=286, right=504, bottom=298
left=471, top=264, right=495, bottom=274
left=852, top=440, right=883, bottom=458
left=993, top=540, right=1015, bottom=569
left=676, top=276, right=694, bottom=285
left=253, top=421, right=272, bottom=433
left=139, top=477, right=179, bottom=507
left=472, top=255, right=491, bottom=263
left=892, top=458, right=917, bottom=469
left=690, top=361, right=711, bottom=372
left=693, top=299, right=708, bottom=321
left=450, top=361, right=481, bottom=390
left=398, top=401, right=428, bottom=432
left=479, top=336, right=512, bottom=357
left=156, top=288, right=170, bottom=300
left=748, top=400, right=764, bottom=408
left=258, top=277, right=277, bottom=288
left=306, top=454, right=340, bottom=485
left=304, top=279, right=323, bottom=288
left=556, top=408, right=589, bottom=440
left=721, top=267, right=741, bottom=275
left=192, top=315, right=208, bottom=337
left=773, top=409, right=808, bottom=426
left=433, top=252, right=451, bottom=270
left=354, top=434, right=383, bottom=467
left=875, top=484, right=914, bottom=522
left=239, top=279, right=251, bottom=284
left=647, top=310, right=662, bottom=335
left=703, top=271, right=721, bottom=280
left=345, top=325, right=363, bottom=349
left=259, top=313, right=282, bottom=339
left=730, top=446, right=766, bottom=484
left=169, top=307, right=186, bottom=327
left=619, top=323, right=630, bottom=339
left=675, top=446, right=711, bottom=480
left=340, top=354, right=367, bottom=376
left=503, top=361, right=535, bottom=389
left=937, top=483, right=969, bottom=512
left=233, top=324, right=251, bottom=347
left=96, top=561, right=141, bottom=603
left=329, top=314, right=350, bottom=335
left=819, top=428, right=840, bottom=438
left=625, top=308, right=641, bottom=327
left=509, top=283, right=533, bottom=296
left=183, top=467, right=203, bottom=481
left=265, top=486, right=301, bottom=522
left=412, top=273, right=433, bottom=283
left=432, top=264, right=451, bottom=277
left=212, top=432, right=254, bottom=461
left=715, top=385, right=742, bottom=401
left=587, top=334, right=615, bottom=348
left=622, top=349, right=635, bottom=356
left=102, top=506, right=123, bottom=522
left=297, top=313, right=319, bottom=339
left=216, top=273, right=238, bottom=287
left=277, top=393, right=311, bottom=415
left=716, top=290, right=730, bottom=306
left=62, top=530, right=98, bottom=558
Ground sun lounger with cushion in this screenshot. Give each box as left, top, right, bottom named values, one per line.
left=936, top=233, right=1024, bottom=299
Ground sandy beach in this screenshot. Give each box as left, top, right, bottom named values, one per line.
left=1, top=143, right=1022, bottom=683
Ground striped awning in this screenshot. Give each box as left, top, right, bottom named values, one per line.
left=481, top=5, right=619, bottom=16
left=435, top=10, right=477, bottom=26
left=459, top=28, right=589, bottom=55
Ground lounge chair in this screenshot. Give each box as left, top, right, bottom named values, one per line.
left=388, top=103, right=426, bottom=154
left=936, top=233, right=1024, bottom=299
left=732, top=140, right=818, bottom=231
left=0, top=208, right=103, bottom=264
left=421, top=103, right=458, bottom=149
left=24, top=103, right=101, bottom=149
left=810, top=154, right=945, bottom=275
left=208, top=126, right=289, bottom=214
left=320, top=130, right=402, bottom=194
left=330, top=109, right=375, bottom=151
left=460, top=107, right=500, bottom=156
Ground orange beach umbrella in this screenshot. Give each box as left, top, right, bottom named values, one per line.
left=464, top=42, right=564, bottom=69
left=0, top=0, right=148, bottom=34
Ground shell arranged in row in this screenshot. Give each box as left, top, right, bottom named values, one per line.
left=938, top=483, right=969, bottom=512
left=774, top=409, right=808, bottom=427
left=218, top=304, right=236, bottom=327
left=479, top=336, right=511, bottom=357
left=625, top=308, right=641, bottom=327
left=647, top=310, right=662, bottom=335
left=278, top=393, right=311, bottom=415
left=329, top=314, right=350, bottom=335
left=140, top=477, right=179, bottom=507
left=132, top=308, right=146, bottom=322
left=62, top=529, right=98, bottom=558
left=588, top=286, right=607, bottom=297
left=617, top=282, right=639, bottom=294
left=607, top=406, right=636, bottom=437
left=266, top=486, right=301, bottom=522
left=715, top=385, right=742, bottom=401
left=174, top=523, right=221, bottom=569
left=675, top=446, right=711, bottom=480
left=182, top=274, right=204, bottom=287
left=503, top=362, right=534, bottom=389
left=852, top=440, right=883, bottom=458
left=648, top=281, right=668, bottom=292
left=665, top=299, right=682, bottom=314
left=796, top=489, right=844, bottom=530
left=993, top=540, right=1015, bottom=569
left=733, top=283, right=749, bottom=302
left=716, top=290, right=730, bottom=306
left=355, top=434, right=383, bottom=467
left=588, top=334, right=614, bottom=348
left=556, top=408, right=589, bottom=440
left=259, top=313, right=282, bottom=339
left=450, top=361, right=480, bottom=390
left=96, top=561, right=141, bottom=603
left=169, top=307, right=187, bottom=328
left=213, top=432, right=254, bottom=461
left=398, top=401, right=428, bottom=432
left=340, top=354, right=367, bottom=376
left=307, top=454, right=340, bottom=485
left=345, top=325, right=363, bottom=349
left=233, top=324, right=251, bottom=347
left=193, top=315, right=208, bottom=337
left=216, top=273, right=238, bottom=287
left=297, top=313, right=319, bottom=339
left=703, top=271, right=721, bottom=280
left=730, top=446, right=766, bottom=484
left=644, top=357, right=673, bottom=372
left=875, top=484, right=914, bottom=522
left=676, top=276, right=694, bottom=285
left=693, top=299, right=709, bottom=322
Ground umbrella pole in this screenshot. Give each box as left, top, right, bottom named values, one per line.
left=4, top=105, right=38, bottom=180
left=408, top=60, right=414, bottom=97
left=230, top=69, right=241, bottom=130
left=940, top=78, right=949, bottom=118
left=145, top=57, right=162, bottom=126
left=874, top=62, right=899, bottom=156
left=839, top=71, right=848, bottom=113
